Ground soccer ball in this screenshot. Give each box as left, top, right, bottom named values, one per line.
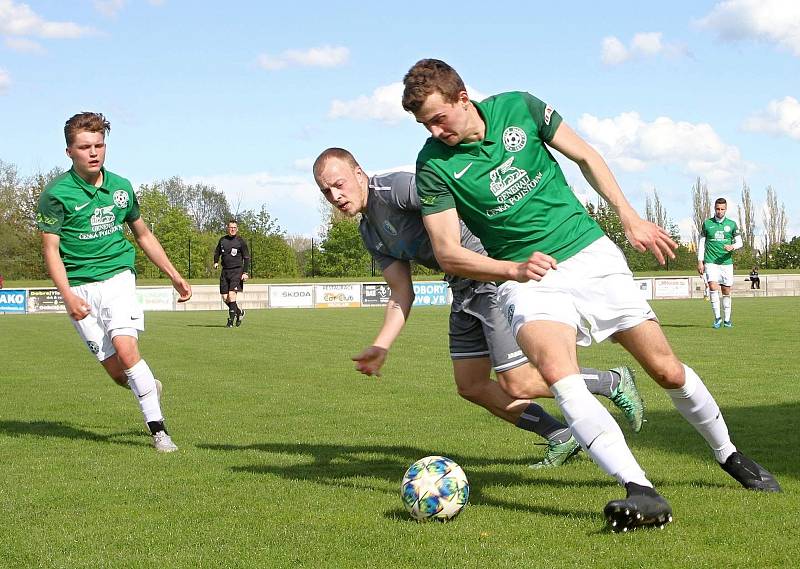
left=400, top=456, right=469, bottom=521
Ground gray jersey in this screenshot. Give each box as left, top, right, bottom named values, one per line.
left=360, top=172, right=526, bottom=371
left=360, top=172, right=486, bottom=290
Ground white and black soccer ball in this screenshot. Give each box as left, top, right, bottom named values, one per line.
left=400, top=455, right=469, bottom=521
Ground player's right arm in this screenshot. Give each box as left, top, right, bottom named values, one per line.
left=697, top=236, right=706, bottom=274
left=352, top=260, right=414, bottom=377
left=213, top=238, right=221, bottom=269
left=41, top=233, right=90, bottom=321
left=422, top=208, right=550, bottom=282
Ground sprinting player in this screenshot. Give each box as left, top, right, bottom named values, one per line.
left=313, top=147, right=645, bottom=468
left=36, top=112, right=191, bottom=453
left=697, top=198, right=741, bottom=328
left=213, top=220, right=250, bottom=327
left=401, top=59, right=781, bottom=531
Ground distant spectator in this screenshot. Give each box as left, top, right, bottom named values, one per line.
left=749, top=267, right=760, bottom=290
left=0, top=273, right=4, bottom=288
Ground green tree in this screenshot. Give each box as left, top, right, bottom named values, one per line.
left=317, top=218, right=370, bottom=277
left=134, top=187, right=193, bottom=278
left=771, top=237, right=800, bottom=269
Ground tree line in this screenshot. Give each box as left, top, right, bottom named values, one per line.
left=1, top=158, right=797, bottom=282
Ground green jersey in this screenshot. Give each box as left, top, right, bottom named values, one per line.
left=36, top=167, right=140, bottom=286
left=416, top=91, right=603, bottom=262
left=701, top=216, right=739, bottom=265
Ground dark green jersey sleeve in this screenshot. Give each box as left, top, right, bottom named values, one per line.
left=125, top=188, right=141, bottom=223
left=416, top=160, right=455, bottom=216
left=523, top=92, right=562, bottom=142
left=36, top=189, right=64, bottom=234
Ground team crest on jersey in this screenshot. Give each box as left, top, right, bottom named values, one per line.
left=502, top=126, right=527, bottom=152
left=113, top=190, right=129, bottom=209
left=382, top=220, right=398, bottom=236
left=231, top=248, right=238, bottom=256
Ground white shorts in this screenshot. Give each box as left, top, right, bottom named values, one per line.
left=704, top=263, right=734, bottom=287
left=497, top=236, right=657, bottom=347
left=69, top=270, right=144, bottom=361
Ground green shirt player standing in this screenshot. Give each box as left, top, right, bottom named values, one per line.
left=36, top=112, right=192, bottom=453
left=697, top=197, right=742, bottom=328
left=402, top=58, right=780, bottom=532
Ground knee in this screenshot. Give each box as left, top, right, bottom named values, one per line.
left=649, top=359, right=685, bottom=389
left=455, top=381, right=482, bottom=403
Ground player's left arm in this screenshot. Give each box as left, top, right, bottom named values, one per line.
left=128, top=217, right=192, bottom=302
left=547, top=121, right=677, bottom=265
left=241, top=238, right=251, bottom=280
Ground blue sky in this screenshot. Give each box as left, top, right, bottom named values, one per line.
left=1, top=1, right=798, bottom=243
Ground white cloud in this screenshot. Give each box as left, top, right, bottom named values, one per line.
left=696, top=0, right=800, bottom=57
left=0, top=0, right=94, bottom=38
left=329, top=82, right=489, bottom=124
left=0, top=68, right=10, bottom=94
left=742, top=96, right=800, bottom=140
left=292, top=157, right=313, bottom=172
left=183, top=172, right=322, bottom=236
left=94, top=0, right=125, bottom=17
left=601, top=32, right=687, bottom=65
left=577, top=111, right=752, bottom=186
left=601, top=36, right=629, bottom=64
left=256, top=45, right=349, bottom=70
left=4, top=36, right=44, bottom=53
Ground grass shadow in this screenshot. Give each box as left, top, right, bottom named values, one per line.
left=0, top=420, right=148, bottom=448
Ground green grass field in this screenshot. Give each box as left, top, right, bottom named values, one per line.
left=1, top=297, right=798, bottom=568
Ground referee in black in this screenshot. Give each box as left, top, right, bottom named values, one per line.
left=214, top=219, right=250, bottom=327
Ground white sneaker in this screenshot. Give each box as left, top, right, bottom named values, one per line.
left=152, top=431, right=178, bottom=453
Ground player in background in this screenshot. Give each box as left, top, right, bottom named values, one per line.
left=402, top=59, right=780, bottom=531
left=36, top=112, right=191, bottom=453
left=697, top=198, right=742, bottom=328
left=313, top=147, right=645, bottom=468
left=214, top=220, right=250, bottom=327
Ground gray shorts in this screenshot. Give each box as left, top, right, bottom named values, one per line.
left=448, top=279, right=529, bottom=373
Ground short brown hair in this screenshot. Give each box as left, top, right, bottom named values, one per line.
left=402, top=59, right=466, bottom=113
left=714, top=197, right=727, bottom=206
left=227, top=219, right=238, bottom=226
left=64, top=112, right=110, bottom=146
left=312, top=147, right=361, bottom=183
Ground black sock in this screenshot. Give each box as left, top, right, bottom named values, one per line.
left=232, top=302, right=240, bottom=316
left=228, top=304, right=237, bottom=321
left=147, top=420, right=168, bottom=435
left=515, top=403, right=571, bottom=443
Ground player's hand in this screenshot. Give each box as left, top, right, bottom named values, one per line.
left=242, top=273, right=249, bottom=282
left=724, top=244, right=734, bottom=252
left=213, top=262, right=218, bottom=270
left=513, top=251, right=557, bottom=282
left=697, top=261, right=705, bottom=275
left=352, top=346, right=388, bottom=377
left=172, top=276, right=192, bottom=303
left=64, top=292, right=91, bottom=321
left=624, top=217, right=677, bottom=265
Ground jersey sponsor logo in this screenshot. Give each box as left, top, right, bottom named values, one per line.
left=544, top=105, right=554, bottom=126
left=485, top=157, right=544, bottom=217
left=79, top=205, right=122, bottom=240
left=714, top=230, right=726, bottom=240
left=113, top=190, right=129, bottom=209
left=453, top=162, right=474, bottom=179
left=75, top=202, right=91, bottom=211
left=231, top=248, right=238, bottom=256
left=502, top=126, right=527, bottom=152
left=382, top=220, right=398, bottom=236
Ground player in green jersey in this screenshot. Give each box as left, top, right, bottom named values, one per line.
left=36, top=112, right=192, bottom=453
left=697, top=198, right=742, bottom=328
left=401, top=59, right=780, bottom=531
